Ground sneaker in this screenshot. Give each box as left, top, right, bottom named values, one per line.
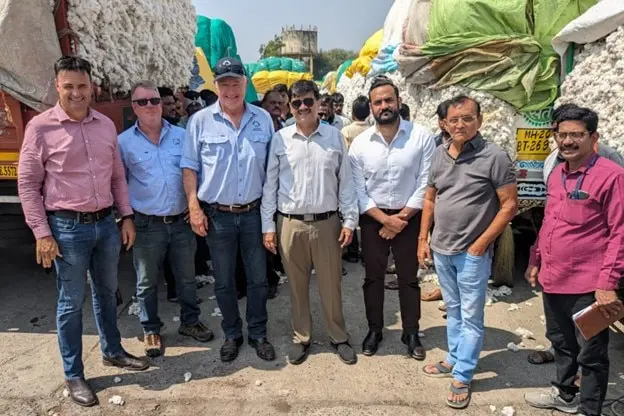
left=144, top=333, right=162, bottom=357
left=524, top=386, right=579, bottom=414
left=178, top=322, right=214, bottom=342
left=288, top=343, right=310, bottom=365
left=331, top=341, right=357, bottom=365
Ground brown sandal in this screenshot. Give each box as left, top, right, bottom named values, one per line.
left=421, top=288, right=443, bottom=302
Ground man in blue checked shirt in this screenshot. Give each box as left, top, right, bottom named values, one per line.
left=181, top=58, right=276, bottom=363
left=119, top=81, right=214, bottom=358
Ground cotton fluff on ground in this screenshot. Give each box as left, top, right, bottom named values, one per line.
left=557, top=26, right=624, bottom=155
left=336, top=72, right=518, bottom=159
left=66, top=0, right=196, bottom=92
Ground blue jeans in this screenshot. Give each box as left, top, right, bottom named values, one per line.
left=50, top=213, right=123, bottom=380
left=204, top=206, right=267, bottom=340
left=133, top=214, right=199, bottom=334
left=433, top=250, right=492, bottom=384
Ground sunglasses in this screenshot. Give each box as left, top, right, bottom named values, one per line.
left=291, top=98, right=315, bottom=109
left=132, top=98, right=161, bottom=106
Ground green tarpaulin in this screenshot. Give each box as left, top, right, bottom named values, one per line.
left=418, top=0, right=597, bottom=111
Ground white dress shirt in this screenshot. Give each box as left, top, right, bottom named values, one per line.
left=261, top=122, right=359, bottom=233
left=348, top=119, right=435, bottom=214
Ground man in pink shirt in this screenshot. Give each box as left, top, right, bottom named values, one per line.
left=524, top=105, right=624, bottom=416
left=18, top=57, right=149, bottom=408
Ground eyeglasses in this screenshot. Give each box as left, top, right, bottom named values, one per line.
left=554, top=131, right=589, bottom=141
left=291, top=98, right=315, bottom=109
left=447, top=116, right=477, bottom=125
left=132, top=98, right=161, bottom=106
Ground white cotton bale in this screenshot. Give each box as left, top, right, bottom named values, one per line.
left=557, top=26, right=624, bottom=156
left=66, top=0, right=196, bottom=92
left=337, top=71, right=518, bottom=160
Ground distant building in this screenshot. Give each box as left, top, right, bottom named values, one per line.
left=280, top=25, right=318, bottom=74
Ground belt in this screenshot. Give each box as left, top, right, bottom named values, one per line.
left=48, top=207, right=112, bottom=224
left=278, top=211, right=336, bottom=222
left=381, top=208, right=402, bottom=215
left=206, top=199, right=261, bottom=213
left=136, top=211, right=186, bottom=224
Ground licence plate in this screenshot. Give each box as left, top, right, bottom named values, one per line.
left=516, top=128, right=552, bottom=161
left=0, top=163, right=17, bottom=179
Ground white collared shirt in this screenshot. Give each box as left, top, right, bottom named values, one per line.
left=261, top=122, right=358, bottom=232
left=348, top=119, right=435, bottom=213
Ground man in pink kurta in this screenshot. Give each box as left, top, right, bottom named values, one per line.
left=18, top=57, right=148, bottom=408
left=524, top=105, right=624, bottom=416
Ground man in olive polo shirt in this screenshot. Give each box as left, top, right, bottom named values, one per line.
left=417, top=95, right=518, bottom=409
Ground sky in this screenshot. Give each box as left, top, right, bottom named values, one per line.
left=192, top=0, right=393, bottom=63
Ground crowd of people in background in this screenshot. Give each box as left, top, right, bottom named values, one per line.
left=15, top=56, right=623, bottom=416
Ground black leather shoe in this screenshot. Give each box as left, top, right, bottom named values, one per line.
left=65, top=378, right=98, bottom=407
left=248, top=337, right=276, bottom=361
left=331, top=341, right=358, bottom=365
left=362, top=331, right=383, bottom=356
left=288, top=342, right=310, bottom=365
left=402, top=333, right=426, bottom=361
left=102, top=350, right=149, bottom=371
left=220, top=337, right=243, bottom=362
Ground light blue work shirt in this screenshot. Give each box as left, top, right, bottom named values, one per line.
left=181, top=102, right=274, bottom=205
left=118, top=120, right=187, bottom=216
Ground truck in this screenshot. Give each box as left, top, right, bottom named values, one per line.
left=0, top=0, right=136, bottom=213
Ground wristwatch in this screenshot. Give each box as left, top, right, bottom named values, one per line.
left=122, top=214, right=135, bottom=221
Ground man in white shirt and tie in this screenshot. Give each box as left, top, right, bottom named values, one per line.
left=348, top=76, right=435, bottom=360
left=261, top=80, right=359, bottom=366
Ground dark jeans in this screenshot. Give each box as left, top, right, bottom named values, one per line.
left=236, top=249, right=281, bottom=296
left=164, top=234, right=211, bottom=299
left=359, top=211, right=422, bottom=335
left=133, top=214, right=200, bottom=334
left=204, top=206, right=268, bottom=340
left=346, top=231, right=359, bottom=257
left=543, top=292, right=610, bottom=416
left=49, top=213, right=123, bottom=380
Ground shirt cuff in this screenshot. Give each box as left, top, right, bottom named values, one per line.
left=180, top=158, right=200, bottom=171
left=117, top=205, right=133, bottom=218
left=595, top=273, right=619, bottom=291
left=342, top=218, right=358, bottom=231
left=406, top=196, right=424, bottom=210
left=528, top=249, right=540, bottom=267
left=359, top=198, right=377, bottom=215
left=262, top=221, right=276, bottom=233
left=32, top=224, right=52, bottom=240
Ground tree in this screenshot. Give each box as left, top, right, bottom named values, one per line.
left=313, top=49, right=358, bottom=80
left=259, top=35, right=285, bottom=58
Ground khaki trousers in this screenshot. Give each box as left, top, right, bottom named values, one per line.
left=277, top=214, right=348, bottom=344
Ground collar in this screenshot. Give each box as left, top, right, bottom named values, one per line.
left=562, top=152, right=599, bottom=174
left=133, top=119, right=169, bottom=136
left=371, top=119, right=409, bottom=142
left=443, top=132, right=485, bottom=150
left=210, top=100, right=255, bottom=118
left=53, top=102, right=99, bottom=123
left=295, top=120, right=325, bottom=138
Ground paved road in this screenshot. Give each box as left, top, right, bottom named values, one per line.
left=0, top=222, right=623, bottom=416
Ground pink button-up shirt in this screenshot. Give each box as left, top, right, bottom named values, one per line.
left=18, top=103, right=132, bottom=239
left=529, top=154, right=624, bottom=294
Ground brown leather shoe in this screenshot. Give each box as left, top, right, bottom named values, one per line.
left=65, top=378, right=98, bottom=407
left=102, top=350, right=149, bottom=371
left=144, top=334, right=162, bottom=357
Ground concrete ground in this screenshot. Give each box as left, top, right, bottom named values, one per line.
left=1, top=220, right=623, bottom=416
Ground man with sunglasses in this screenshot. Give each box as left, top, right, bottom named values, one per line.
left=524, top=105, right=624, bottom=416
left=182, top=57, right=276, bottom=363
left=261, top=80, right=358, bottom=366
left=18, top=56, right=148, bottom=408
left=118, top=81, right=214, bottom=358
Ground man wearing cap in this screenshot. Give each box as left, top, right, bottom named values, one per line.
left=182, top=57, right=276, bottom=363
left=119, top=80, right=214, bottom=358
